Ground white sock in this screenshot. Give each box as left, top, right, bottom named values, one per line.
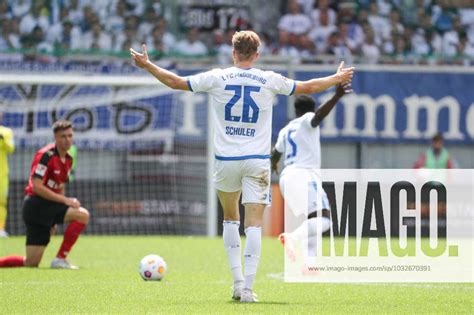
left=293, top=217, right=331, bottom=256
left=243, top=226, right=261, bottom=290
left=223, top=221, right=244, bottom=283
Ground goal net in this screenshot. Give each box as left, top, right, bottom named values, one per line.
left=0, top=74, right=216, bottom=236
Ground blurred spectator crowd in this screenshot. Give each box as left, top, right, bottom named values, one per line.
left=0, top=0, right=473, bottom=66
left=272, top=0, right=474, bottom=65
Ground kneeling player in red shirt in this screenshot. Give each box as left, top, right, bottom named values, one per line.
left=0, top=120, right=89, bottom=269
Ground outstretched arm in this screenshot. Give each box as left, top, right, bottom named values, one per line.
left=295, top=61, right=354, bottom=95
left=311, top=83, right=353, bottom=128
left=130, top=44, right=189, bottom=91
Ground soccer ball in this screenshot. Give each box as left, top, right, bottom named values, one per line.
left=139, top=254, right=167, bottom=281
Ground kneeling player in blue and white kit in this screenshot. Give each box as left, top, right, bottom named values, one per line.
left=131, top=31, right=354, bottom=302
left=271, top=84, right=352, bottom=262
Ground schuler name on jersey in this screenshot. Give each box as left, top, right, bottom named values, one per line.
left=188, top=67, right=295, bottom=160
left=225, top=126, right=256, bottom=137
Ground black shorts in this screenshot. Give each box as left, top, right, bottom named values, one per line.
left=22, top=195, right=69, bottom=246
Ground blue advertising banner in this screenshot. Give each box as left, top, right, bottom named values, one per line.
left=296, top=70, right=474, bottom=144
left=1, top=69, right=472, bottom=148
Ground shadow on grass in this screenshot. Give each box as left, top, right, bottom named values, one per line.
left=227, top=301, right=289, bottom=305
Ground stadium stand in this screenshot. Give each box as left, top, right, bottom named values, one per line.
left=0, top=0, right=472, bottom=65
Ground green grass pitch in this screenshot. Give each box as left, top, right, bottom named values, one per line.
left=1, top=236, right=472, bottom=314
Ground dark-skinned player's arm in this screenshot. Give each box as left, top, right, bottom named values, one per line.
left=271, top=149, right=282, bottom=175
left=310, top=83, right=353, bottom=128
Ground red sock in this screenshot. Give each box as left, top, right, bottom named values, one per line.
left=56, top=221, right=86, bottom=259
left=0, top=255, right=25, bottom=267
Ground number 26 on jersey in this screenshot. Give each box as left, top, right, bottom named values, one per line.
left=224, top=85, right=260, bottom=123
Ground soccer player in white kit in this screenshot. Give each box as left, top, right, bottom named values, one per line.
left=271, top=83, right=352, bottom=261
left=130, top=31, right=354, bottom=302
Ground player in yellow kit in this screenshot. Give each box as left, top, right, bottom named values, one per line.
left=0, top=112, right=15, bottom=237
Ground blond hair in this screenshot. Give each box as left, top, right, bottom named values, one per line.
left=232, top=31, right=260, bottom=61
left=52, top=120, right=73, bottom=133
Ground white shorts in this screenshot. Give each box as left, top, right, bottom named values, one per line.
left=213, top=159, right=271, bottom=205
left=279, top=167, right=330, bottom=216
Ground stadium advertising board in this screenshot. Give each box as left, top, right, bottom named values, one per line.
left=1, top=70, right=473, bottom=148
left=178, top=0, right=251, bottom=31
left=297, top=71, right=474, bottom=144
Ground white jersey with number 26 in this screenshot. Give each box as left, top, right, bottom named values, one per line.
left=275, top=112, right=322, bottom=169
left=187, top=67, right=295, bottom=160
